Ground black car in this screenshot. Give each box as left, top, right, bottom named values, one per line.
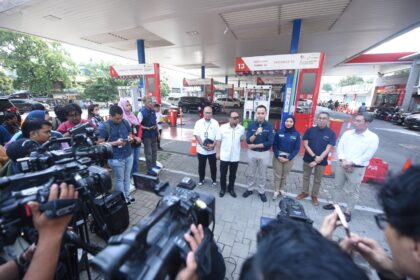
left=10, top=99, right=44, bottom=113
left=403, top=112, right=420, bottom=130
left=178, top=97, right=211, bottom=113
left=0, top=98, right=21, bottom=123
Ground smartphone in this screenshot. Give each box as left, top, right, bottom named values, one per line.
left=334, top=204, right=351, bottom=238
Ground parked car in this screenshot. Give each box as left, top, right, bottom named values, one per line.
left=165, top=97, right=180, bottom=106
left=233, top=98, right=243, bottom=107
left=160, top=101, right=180, bottom=115
left=0, top=98, right=21, bottom=123
left=214, top=97, right=241, bottom=108
left=10, top=99, right=45, bottom=113
left=211, top=102, right=222, bottom=113
left=178, top=96, right=211, bottom=113
left=403, top=112, right=420, bottom=130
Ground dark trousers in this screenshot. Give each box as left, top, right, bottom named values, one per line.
left=220, top=161, right=239, bottom=191
left=197, top=153, right=217, bottom=182
left=157, top=129, right=162, bottom=148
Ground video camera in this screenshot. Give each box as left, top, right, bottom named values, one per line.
left=68, top=122, right=99, bottom=147
left=0, top=138, right=114, bottom=246
left=91, top=174, right=216, bottom=280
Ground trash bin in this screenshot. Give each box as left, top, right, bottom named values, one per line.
left=169, top=110, right=177, bottom=127
left=329, top=118, right=344, bottom=139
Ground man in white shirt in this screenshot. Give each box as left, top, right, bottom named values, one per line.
left=323, top=113, right=379, bottom=222
left=216, top=111, right=245, bottom=198
left=193, top=106, right=220, bottom=186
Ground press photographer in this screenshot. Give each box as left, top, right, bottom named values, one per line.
left=91, top=174, right=225, bottom=280
left=0, top=183, right=78, bottom=280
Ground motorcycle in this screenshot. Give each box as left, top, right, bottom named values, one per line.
left=374, top=107, right=393, bottom=121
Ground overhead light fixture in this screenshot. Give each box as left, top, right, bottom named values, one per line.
left=43, top=15, right=62, bottom=21
left=186, top=31, right=199, bottom=37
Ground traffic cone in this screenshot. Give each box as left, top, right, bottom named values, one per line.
left=274, top=119, right=280, bottom=130
left=346, top=116, right=352, bottom=131
left=190, top=138, right=197, bottom=155
left=324, top=153, right=332, bottom=176
left=402, top=159, right=412, bottom=173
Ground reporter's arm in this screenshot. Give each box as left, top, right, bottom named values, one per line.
left=0, top=261, right=19, bottom=280
left=24, top=183, right=77, bottom=280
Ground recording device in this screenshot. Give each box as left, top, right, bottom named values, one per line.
left=334, top=204, right=351, bottom=237
left=68, top=122, right=99, bottom=146
left=0, top=139, right=114, bottom=246
left=202, top=138, right=214, bottom=147
left=90, top=173, right=216, bottom=280
left=278, top=197, right=313, bottom=225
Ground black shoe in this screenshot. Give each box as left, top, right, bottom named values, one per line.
left=344, top=212, right=351, bottom=222
left=158, top=147, right=163, bottom=150
left=228, top=190, right=237, bottom=198
left=259, top=193, right=267, bottom=202
left=128, top=196, right=135, bottom=203
left=219, top=190, right=225, bottom=197
left=242, top=190, right=253, bottom=198
left=323, top=203, right=335, bottom=210
left=126, top=200, right=131, bottom=205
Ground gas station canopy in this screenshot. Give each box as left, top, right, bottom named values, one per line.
left=0, top=0, right=419, bottom=77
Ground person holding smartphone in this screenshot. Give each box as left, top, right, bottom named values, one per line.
left=272, top=115, right=301, bottom=200
left=98, top=105, right=134, bottom=205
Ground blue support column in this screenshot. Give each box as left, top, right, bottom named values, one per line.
left=201, top=66, right=205, bottom=79
left=137, top=40, right=146, bottom=98
left=281, top=19, right=301, bottom=129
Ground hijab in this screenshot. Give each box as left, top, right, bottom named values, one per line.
left=284, top=115, right=296, bottom=133
left=118, top=98, right=140, bottom=126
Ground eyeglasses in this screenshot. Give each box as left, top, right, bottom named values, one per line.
left=231, top=116, right=240, bottom=119
left=375, top=213, right=388, bottom=230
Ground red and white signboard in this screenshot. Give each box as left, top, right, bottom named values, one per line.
left=236, top=53, right=321, bottom=74
left=183, top=78, right=213, bottom=86
left=110, top=64, right=155, bottom=78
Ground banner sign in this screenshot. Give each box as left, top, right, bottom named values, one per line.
left=235, top=53, right=321, bottom=74
left=183, top=78, right=213, bottom=86
left=214, top=84, right=234, bottom=90
left=110, top=64, right=155, bottom=78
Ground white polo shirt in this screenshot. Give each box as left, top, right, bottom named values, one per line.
left=216, top=123, right=245, bottom=162
left=193, top=118, right=220, bottom=155
left=337, top=128, right=379, bottom=166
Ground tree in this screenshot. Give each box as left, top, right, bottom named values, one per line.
left=160, top=77, right=170, bottom=98
left=0, top=71, right=13, bottom=94
left=81, top=62, right=130, bottom=102
left=338, top=76, right=364, bottom=87
left=322, top=83, right=333, bottom=92
left=0, top=30, right=78, bottom=94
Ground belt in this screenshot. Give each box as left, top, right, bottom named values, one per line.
left=353, top=165, right=365, bottom=168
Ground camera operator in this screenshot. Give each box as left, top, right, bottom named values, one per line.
left=57, top=104, right=96, bottom=137
left=322, top=166, right=420, bottom=280
left=6, top=119, right=53, bottom=175
left=0, top=182, right=78, bottom=280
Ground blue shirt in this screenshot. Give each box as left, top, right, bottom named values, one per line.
left=302, top=126, right=336, bottom=165
left=140, top=106, right=157, bottom=138
left=246, top=121, right=274, bottom=151
left=272, top=129, right=301, bottom=160
left=99, top=120, right=132, bottom=159
left=0, top=125, right=11, bottom=146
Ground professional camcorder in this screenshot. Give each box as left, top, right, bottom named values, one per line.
left=0, top=138, right=114, bottom=246
left=68, top=122, right=99, bottom=147
left=91, top=174, right=221, bottom=280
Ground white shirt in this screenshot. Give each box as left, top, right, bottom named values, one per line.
left=193, top=118, right=220, bottom=155
left=337, top=129, right=379, bottom=166
left=216, top=123, right=245, bottom=162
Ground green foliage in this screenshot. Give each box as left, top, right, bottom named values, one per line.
left=160, top=77, right=170, bottom=97
left=338, top=76, right=364, bottom=87
left=0, top=30, right=78, bottom=95
left=81, top=62, right=130, bottom=102
left=322, top=83, right=333, bottom=92
left=0, top=71, right=13, bottom=94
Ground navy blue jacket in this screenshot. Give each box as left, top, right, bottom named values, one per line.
left=272, top=129, right=301, bottom=160
left=140, top=106, right=157, bottom=138
left=302, top=126, right=336, bottom=165
left=246, top=121, right=274, bottom=151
